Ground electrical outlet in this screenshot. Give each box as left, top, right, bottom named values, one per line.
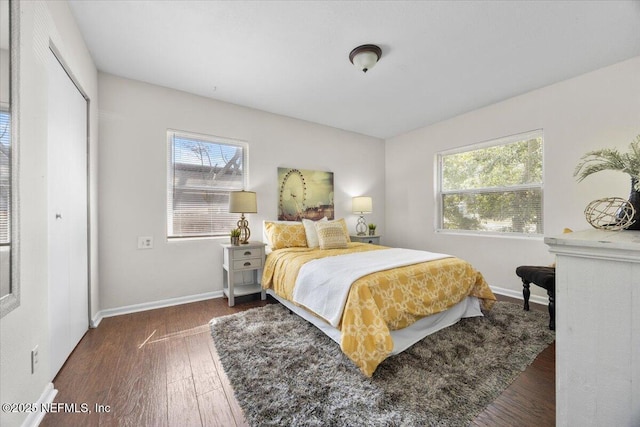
left=137, top=236, right=153, bottom=249
left=31, top=345, right=39, bottom=374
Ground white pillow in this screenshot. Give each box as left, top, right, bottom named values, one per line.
left=302, top=217, right=328, bottom=249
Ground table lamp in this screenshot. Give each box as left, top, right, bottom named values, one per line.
left=352, top=196, right=372, bottom=236
left=229, top=190, right=257, bottom=244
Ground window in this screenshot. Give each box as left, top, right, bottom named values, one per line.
left=437, top=130, right=543, bottom=235
left=167, top=130, right=247, bottom=238
left=0, top=110, right=10, bottom=245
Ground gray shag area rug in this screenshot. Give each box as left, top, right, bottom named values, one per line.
left=210, top=301, right=554, bottom=426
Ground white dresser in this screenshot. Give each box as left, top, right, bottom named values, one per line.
left=545, top=229, right=640, bottom=427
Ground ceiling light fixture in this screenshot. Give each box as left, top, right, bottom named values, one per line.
left=349, top=44, right=382, bottom=73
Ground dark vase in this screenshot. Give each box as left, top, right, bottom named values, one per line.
left=624, top=177, right=640, bottom=230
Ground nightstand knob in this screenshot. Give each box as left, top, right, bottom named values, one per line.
left=244, top=261, right=251, bottom=266
left=244, top=251, right=252, bottom=256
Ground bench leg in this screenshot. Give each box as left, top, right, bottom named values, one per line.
left=548, top=289, right=555, bottom=331
left=522, top=280, right=531, bottom=311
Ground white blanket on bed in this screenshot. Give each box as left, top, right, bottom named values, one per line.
left=292, top=248, right=451, bottom=327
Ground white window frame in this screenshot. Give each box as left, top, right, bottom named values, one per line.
left=167, top=129, right=248, bottom=239
left=436, top=130, right=544, bottom=237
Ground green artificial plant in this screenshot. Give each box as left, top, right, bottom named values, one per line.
left=573, top=135, right=640, bottom=191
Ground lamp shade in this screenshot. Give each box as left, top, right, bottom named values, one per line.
left=352, top=196, right=372, bottom=214
left=229, top=191, right=257, bottom=213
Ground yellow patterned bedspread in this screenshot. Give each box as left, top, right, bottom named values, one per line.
left=262, top=243, right=496, bottom=376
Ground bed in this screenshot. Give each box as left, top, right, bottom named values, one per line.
left=261, top=219, right=496, bottom=376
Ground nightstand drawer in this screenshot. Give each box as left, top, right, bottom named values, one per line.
left=232, top=257, right=263, bottom=270
left=233, top=248, right=263, bottom=259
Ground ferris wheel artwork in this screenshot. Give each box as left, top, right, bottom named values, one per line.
left=278, top=167, right=334, bottom=221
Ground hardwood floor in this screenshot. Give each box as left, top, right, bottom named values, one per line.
left=42, top=294, right=554, bottom=426
left=472, top=295, right=555, bottom=427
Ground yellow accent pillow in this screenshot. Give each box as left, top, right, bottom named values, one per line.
left=316, top=220, right=349, bottom=249
left=265, top=222, right=307, bottom=250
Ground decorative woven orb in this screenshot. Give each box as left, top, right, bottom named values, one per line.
left=584, top=197, right=636, bottom=230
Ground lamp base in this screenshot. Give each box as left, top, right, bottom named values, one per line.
left=237, top=215, right=251, bottom=244
left=356, top=215, right=367, bottom=236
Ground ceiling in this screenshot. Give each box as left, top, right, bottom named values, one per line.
left=68, top=1, right=640, bottom=139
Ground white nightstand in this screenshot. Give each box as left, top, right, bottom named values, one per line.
left=350, top=234, right=381, bottom=245
left=221, top=241, right=266, bottom=306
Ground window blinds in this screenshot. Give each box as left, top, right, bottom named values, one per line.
left=167, top=131, right=247, bottom=238
left=0, top=111, right=10, bottom=245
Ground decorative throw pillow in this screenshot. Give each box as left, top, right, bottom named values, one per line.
left=315, top=220, right=349, bottom=249
left=302, top=217, right=328, bottom=249
left=332, top=218, right=351, bottom=241
left=265, top=222, right=307, bottom=250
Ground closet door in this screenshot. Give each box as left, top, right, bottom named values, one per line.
left=47, top=50, right=88, bottom=379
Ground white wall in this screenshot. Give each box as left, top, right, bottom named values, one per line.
left=98, top=73, right=384, bottom=311
left=0, top=48, right=8, bottom=298
left=0, top=1, right=98, bottom=426
left=385, top=56, right=640, bottom=300
left=0, top=247, right=8, bottom=297
left=0, top=49, right=7, bottom=103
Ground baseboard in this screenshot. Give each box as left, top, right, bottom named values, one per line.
left=490, top=285, right=548, bottom=307
left=19, top=383, right=57, bottom=427
left=91, top=290, right=224, bottom=327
